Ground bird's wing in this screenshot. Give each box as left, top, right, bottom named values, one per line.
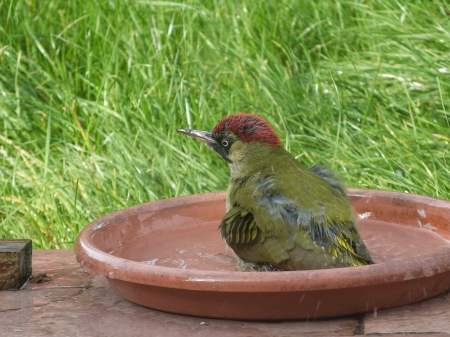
left=220, top=204, right=348, bottom=269
left=219, top=205, right=291, bottom=265
left=224, top=170, right=372, bottom=268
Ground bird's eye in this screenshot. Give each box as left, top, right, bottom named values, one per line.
left=222, top=140, right=229, bottom=147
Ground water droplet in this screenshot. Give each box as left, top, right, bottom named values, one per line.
left=315, top=301, right=321, bottom=311
left=299, top=293, right=306, bottom=304
left=417, top=208, right=426, bottom=218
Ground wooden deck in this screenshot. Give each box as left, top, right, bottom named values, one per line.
left=1, top=249, right=449, bottom=336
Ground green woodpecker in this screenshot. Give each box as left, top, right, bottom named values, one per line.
left=177, top=113, right=373, bottom=271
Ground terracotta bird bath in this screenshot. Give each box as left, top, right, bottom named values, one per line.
left=75, top=189, right=450, bottom=320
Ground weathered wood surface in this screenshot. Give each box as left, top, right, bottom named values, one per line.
left=0, top=249, right=449, bottom=336
left=0, top=240, right=32, bottom=290
left=364, top=289, right=450, bottom=334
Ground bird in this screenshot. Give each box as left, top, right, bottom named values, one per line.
left=177, top=113, right=373, bottom=271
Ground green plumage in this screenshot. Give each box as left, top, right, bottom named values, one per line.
left=177, top=113, right=373, bottom=271
left=220, top=143, right=372, bottom=271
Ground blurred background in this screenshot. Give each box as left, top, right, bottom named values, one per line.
left=1, top=0, right=449, bottom=248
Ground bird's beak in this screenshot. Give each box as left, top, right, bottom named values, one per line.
left=177, top=128, right=232, bottom=163
left=176, top=128, right=215, bottom=145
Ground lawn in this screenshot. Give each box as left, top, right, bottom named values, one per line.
left=1, top=0, right=449, bottom=249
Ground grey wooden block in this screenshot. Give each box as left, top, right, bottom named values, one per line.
left=0, top=240, right=32, bottom=290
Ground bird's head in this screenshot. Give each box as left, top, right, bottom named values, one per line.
left=177, top=113, right=281, bottom=165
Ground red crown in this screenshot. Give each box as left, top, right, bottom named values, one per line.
left=213, top=113, right=281, bottom=148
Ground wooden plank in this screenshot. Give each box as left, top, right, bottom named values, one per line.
left=1, top=249, right=448, bottom=336
left=0, top=239, right=32, bottom=290
left=364, top=289, right=450, bottom=334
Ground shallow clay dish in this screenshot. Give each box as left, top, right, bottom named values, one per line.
left=75, top=189, right=450, bottom=320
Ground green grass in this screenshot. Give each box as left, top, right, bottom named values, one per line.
left=1, top=0, right=449, bottom=249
